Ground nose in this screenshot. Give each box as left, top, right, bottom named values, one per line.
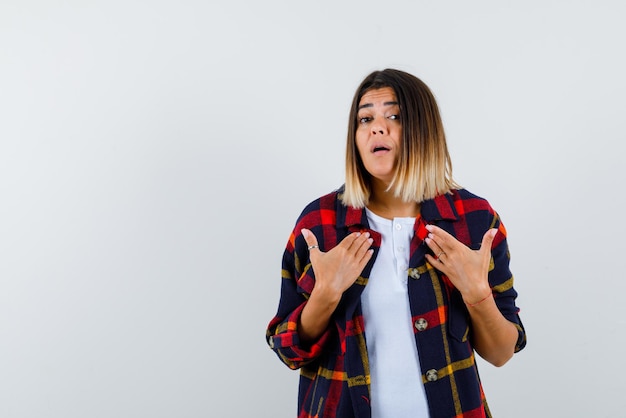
left=371, top=119, right=387, bottom=135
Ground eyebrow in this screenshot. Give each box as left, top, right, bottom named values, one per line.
left=357, top=101, right=399, bottom=110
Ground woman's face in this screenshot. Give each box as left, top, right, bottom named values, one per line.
left=355, top=87, right=402, bottom=185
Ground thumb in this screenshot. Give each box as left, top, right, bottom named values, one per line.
left=301, top=228, right=320, bottom=252
left=480, top=228, right=497, bottom=254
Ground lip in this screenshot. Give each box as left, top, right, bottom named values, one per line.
left=370, top=142, right=391, bottom=154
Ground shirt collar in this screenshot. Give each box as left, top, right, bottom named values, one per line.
left=420, top=192, right=460, bottom=223
left=336, top=186, right=460, bottom=228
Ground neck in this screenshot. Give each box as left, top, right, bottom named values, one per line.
left=367, top=180, right=420, bottom=219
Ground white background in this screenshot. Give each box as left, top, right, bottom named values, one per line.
left=1, top=1, right=625, bottom=417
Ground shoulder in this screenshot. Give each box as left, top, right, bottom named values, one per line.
left=450, top=188, right=488, bottom=203
left=300, top=188, right=342, bottom=214
left=286, top=187, right=346, bottom=256
left=294, top=186, right=344, bottom=229
left=446, top=189, right=503, bottom=243
left=449, top=188, right=496, bottom=215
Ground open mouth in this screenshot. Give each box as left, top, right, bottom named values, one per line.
left=372, top=145, right=390, bottom=153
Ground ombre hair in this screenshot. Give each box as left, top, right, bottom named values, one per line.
left=342, top=69, right=460, bottom=208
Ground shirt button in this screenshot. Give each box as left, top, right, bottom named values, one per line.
left=426, top=369, right=438, bottom=382
left=395, top=223, right=402, bottom=230
left=409, top=268, right=420, bottom=279
left=414, top=318, right=428, bottom=332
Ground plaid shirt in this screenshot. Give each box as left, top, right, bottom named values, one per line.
left=267, top=187, right=526, bottom=418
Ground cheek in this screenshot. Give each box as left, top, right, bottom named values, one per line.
left=395, top=127, right=403, bottom=145
left=355, top=134, right=368, bottom=157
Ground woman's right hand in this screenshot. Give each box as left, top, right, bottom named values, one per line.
left=297, top=229, right=373, bottom=342
left=301, top=228, right=374, bottom=302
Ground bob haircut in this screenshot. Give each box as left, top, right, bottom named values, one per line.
left=342, top=69, right=460, bottom=208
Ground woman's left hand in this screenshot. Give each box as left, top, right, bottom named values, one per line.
left=424, top=225, right=497, bottom=305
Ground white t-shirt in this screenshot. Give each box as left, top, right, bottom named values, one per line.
left=361, top=208, right=429, bottom=418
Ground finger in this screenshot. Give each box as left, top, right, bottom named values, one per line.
left=353, top=234, right=374, bottom=260
left=338, top=231, right=360, bottom=250
left=344, top=231, right=374, bottom=255
left=479, top=228, right=497, bottom=256
left=478, top=228, right=498, bottom=263
left=350, top=231, right=371, bottom=251
left=424, top=234, right=444, bottom=255
left=425, top=253, right=448, bottom=273
left=425, top=224, right=454, bottom=252
left=301, top=228, right=320, bottom=251
left=357, top=247, right=375, bottom=267
left=352, top=232, right=374, bottom=265
left=424, top=236, right=446, bottom=260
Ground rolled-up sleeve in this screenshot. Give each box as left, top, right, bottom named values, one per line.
left=266, top=229, right=332, bottom=369
left=488, top=212, right=527, bottom=353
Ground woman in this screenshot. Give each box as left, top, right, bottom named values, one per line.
left=266, top=69, right=526, bottom=418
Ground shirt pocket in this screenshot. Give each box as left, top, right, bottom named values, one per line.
left=446, top=240, right=483, bottom=343
left=447, top=290, right=470, bottom=343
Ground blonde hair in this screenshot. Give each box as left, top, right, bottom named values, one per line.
left=342, top=69, right=459, bottom=208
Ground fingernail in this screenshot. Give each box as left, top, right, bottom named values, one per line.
left=301, top=229, right=310, bottom=238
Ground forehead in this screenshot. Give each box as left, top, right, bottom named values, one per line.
left=358, top=87, right=398, bottom=108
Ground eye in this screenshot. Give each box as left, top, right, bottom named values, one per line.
left=388, top=114, right=399, bottom=121
left=358, top=116, right=372, bottom=124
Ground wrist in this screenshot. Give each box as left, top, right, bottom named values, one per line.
left=464, top=290, right=493, bottom=308
left=310, top=283, right=342, bottom=308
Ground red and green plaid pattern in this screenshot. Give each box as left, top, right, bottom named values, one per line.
left=267, top=186, right=526, bottom=418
